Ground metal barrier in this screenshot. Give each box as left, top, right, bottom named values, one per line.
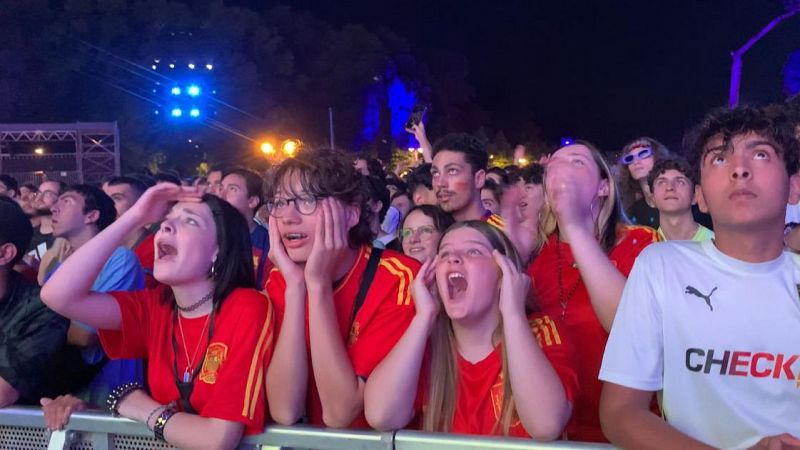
left=0, top=407, right=614, bottom=450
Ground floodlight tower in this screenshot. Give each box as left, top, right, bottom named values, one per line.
left=728, top=0, right=800, bottom=108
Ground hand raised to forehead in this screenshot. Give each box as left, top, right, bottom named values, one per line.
left=127, top=183, right=203, bottom=226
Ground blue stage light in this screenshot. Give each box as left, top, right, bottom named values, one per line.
left=171, top=86, right=181, bottom=96
left=187, top=85, right=201, bottom=97
left=189, top=108, right=200, bottom=118
left=560, top=137, right=575, bottom=147
left=171, top=108, right=183, bottom=117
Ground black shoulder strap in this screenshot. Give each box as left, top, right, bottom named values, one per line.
left=350, top=247, right=383, bottom=326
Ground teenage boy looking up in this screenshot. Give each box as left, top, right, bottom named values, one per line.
left=0, top=197, right=68, bottom=407
left=648, top=158, right=714, bottom=241
left=220, top=168, right=270, bottom=287
left=431, top=133, right=502, bottom=228
left=264, top=149, right=419, bottom=427
left=600, top=106, right=800, bottom=450
left=42, top=185, right=143, bottom=404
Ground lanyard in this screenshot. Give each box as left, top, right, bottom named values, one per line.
left=170, top=308, right=215, bottom=414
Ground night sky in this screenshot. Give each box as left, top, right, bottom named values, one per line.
left=247, top=1, right=800, bottom=154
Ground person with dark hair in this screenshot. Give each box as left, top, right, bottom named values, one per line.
left=529, top=141, right=657, bottom=442
left=153, top=172, right=182, bottom=187
left=363, top=175, right=401, bottom=251
left=19, top=183, right=38, bottom=208
left=617, top=137, right=673, bottom=228
left=431, top=133, right=503, bottom=228
left=365, top=221, right=577, bottom=439
left=354, top=156, right=386, bottom=180
left=390, top=190, right=413, bottom=219
left=399, top=205, right=454, bottom=263
left=519, top=163, right=545, bottom=229
left=40, top=185, right=145, bottom=411
left=480, top=179, right=503, bottom=214
left=41, top=184, right=274, bottom=448
left=206, top=166, right=227, bottom=197
left=220, top=168, right=270, bottom=287
left=264, top=148, right=420, bottom=428
left=104, top=176, right=159, bottom=287
left=0, top=174, right=19, bottom=198
left=486, top=166, right=510, bottom=185
left=0, top=197, right=69, bottom=407
left=407, top=163, right=437, bottom=206
left=385, top=174, right=407, bottom=198
left=647, top=158, right=713, bottom=241
left=26, top=180, right=67, bottom=269
left=601, top=106, right=800, bottom=450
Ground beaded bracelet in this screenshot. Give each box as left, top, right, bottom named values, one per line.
left=106, top=382, right=144, bottom=417
left=145, top=405, right=167, bottom=431
left=153, top=407, right=177, bottom=442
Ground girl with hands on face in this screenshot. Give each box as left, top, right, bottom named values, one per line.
left=41, top=183, right=275, bottom=450
left=529, top=141, right=657, bottom=442
left=365, top=220, right=577, bottom=440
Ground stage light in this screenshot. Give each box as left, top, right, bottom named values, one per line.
left=187, top=85, right=201, bottom=97
left=560, top=137, right=574, bottom=147
left=189, top=108, right=200, bottom=118
left=34, top=147, right=45, bottom=155
left=206, top=64, right=213, bottom=70
left=169, top=63, right=175, bottom=69
left=151, top=64, right=157, bottom=70
left=518, top=157, right=529, bottom=166
left=171, top=86, right=181, bottom=96
left=260, top=142, right=275, bottom=155
left=171, top=108, right=183, bottom=117
left=188, top=63, right=196, bottom=70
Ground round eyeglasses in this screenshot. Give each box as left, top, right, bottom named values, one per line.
left=266, top=196, right=321, bottom=217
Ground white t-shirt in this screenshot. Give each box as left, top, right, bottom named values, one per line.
left=600, top=240, right=800, bottom=450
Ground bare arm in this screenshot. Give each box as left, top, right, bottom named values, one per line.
left=307, top=282, right=364, bottom=427
left=264, top=217, right=309, bottom=425
left=264, top=283, right=307, bottom=424
left=562, top=225, right=626, bottom=331
left=495, top=251, right=570, bottom=440
left=600, top=383, right=714, bottom=450
left=365, top=258, right=437, bottom=430
left=0, top=377, right=19, bottom=407
left=503, top=314, right=571, bottom=440
left=119, top=390, right=243, bottom=450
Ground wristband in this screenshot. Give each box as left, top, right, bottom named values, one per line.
left=145, top=405, right=167, bottom=431
left=106, top=382, right=144, bottom=417
left=153, top=407, right=177, bottom=442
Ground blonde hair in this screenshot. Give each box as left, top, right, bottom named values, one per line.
left=537, top=141, right=627, bottom=253
left=423, top=220, right=524, bottom=435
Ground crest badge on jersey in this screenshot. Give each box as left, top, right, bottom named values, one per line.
left=200, top=342, right=228, bottom=384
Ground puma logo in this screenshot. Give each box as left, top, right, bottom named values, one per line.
left=685, top=286, right=717, bottom=311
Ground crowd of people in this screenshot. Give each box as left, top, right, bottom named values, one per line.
left=0, top=99, right=799, bottom=450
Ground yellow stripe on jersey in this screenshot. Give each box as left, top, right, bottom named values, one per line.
left=531, top=315, right=561, bottom=347
left=242, top=302, right=274, bottom=418
left=378, top=259, right=412, bottom=306
left=385, top=257, right=415, bottom=305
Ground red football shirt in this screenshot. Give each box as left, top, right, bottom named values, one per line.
left=415, top=313, right=578, bottom=437
left=265, top=246, right=420, bottom=427
left=132, top=232, right=158, bottom=288
left=98, top=287, right=275, bottom=435
left=528, top=225, right=656, bottom=442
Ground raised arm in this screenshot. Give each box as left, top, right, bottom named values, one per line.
left=41, top=184, right=202, bottom=330
left=365, top=257, right=437, bottom=431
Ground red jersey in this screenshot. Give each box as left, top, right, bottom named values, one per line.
left=132, top=232, right=158, bottom=288
left=98, top=287, right=275, bottom=435
left=528, top=225, right=656, bottom=442
left=414, top=313, right=578, bottom=438
left=265, top=246, right=420, bottom=427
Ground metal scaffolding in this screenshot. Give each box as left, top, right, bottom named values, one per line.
left=0, top=122, right=120, bottom=185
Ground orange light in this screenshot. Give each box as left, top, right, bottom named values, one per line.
left=282, top=139, right=299, bottom=157
left=260, top=142, right=275, bottom=155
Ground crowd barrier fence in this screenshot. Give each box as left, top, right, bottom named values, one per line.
left=0, top=407, right=615, bottom=450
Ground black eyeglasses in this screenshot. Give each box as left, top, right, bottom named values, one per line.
left=266, top=195, right=321, bottom=217
left=619, top=147, right=653, bottom=165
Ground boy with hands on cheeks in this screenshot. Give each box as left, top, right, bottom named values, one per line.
left=264, top=149, right=419, bottom=428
